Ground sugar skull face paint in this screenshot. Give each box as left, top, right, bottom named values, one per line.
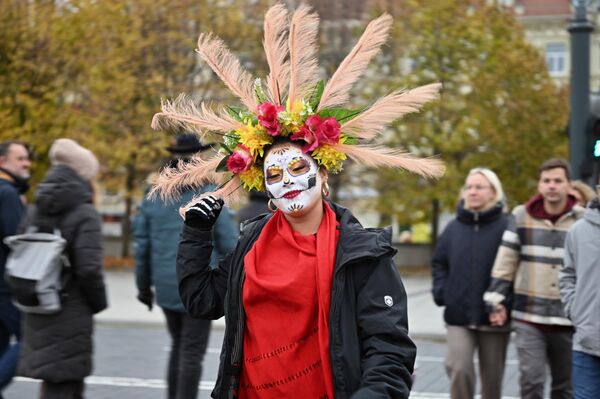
left=263, top=142, right=322, bottom=215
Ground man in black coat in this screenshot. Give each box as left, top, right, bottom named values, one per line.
left=0, top=140, right=30, bottom=396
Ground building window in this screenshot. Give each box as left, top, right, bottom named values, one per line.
left=546, top=43, right=566, bottom=76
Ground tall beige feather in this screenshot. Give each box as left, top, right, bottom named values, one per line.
left=196, top=33, right=258, bottom=112
left=263, top=3, right=290, bottom=105
left=318, top=14, right=393, bottom=111
left=151, top=95, right=243, bottom=141
left=341, top=83, right=442, bottom=140
left=337, top=144, right=445, bottom=178
left=287, top=5, right=320, bottom=105
left=149, top=154, right=225, bottom=201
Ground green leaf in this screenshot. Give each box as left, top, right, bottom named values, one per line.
left=216, top=156, right=229, bottom=172
left=219, top=142, right=233, bottom=154
left=226, top=106, right=246, bottom=122
left=318, top=107, right=362, bottom=122
left=254, top=78, right=268, bottom=103
left=308, top=80, right=324, bottom=110
left=341, top=135, right=358, bottom=145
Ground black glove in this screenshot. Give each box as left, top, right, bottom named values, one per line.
left=137, top=288, right=154, bottom=311
left=184, top=195, right=224, bottom=230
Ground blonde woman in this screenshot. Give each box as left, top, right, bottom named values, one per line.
left=432, top=168, right=510, bottom=399
left=570, top=180, right=596, bottom=207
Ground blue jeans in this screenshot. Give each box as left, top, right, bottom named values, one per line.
left=0, top=299, right=21, bottom=393
left=573, top=350, right=600, bottom=399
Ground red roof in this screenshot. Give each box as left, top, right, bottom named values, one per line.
left=514, top=0, right=571, bottom=17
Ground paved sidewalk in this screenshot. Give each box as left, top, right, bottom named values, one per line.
left=96, top=269, right=446, bottom=339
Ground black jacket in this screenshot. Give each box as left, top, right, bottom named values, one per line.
left=0, top=169, right=26, bottom=297
left=431, top=201, right=509, bottom=326
left=18, top=165, right=107, bottom=382
left=177, top=201, right=416, bottom=399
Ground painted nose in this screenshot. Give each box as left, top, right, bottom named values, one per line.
left=283, top=170, right=291, bottom=185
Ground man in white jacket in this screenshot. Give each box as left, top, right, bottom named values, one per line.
left=560, top=177, right=600, bottom=399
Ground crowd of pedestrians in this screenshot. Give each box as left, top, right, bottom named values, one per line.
left=2, top=134, right=600, bottom=399
left=433, top=158, right=600, bottom=399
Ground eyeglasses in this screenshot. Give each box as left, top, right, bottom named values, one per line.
left=463, top=185, right=492, bottom=191
left=597, top=184, right=600, bottom=194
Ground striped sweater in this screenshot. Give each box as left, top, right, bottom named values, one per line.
left=484, top=203, right=584, bottom=325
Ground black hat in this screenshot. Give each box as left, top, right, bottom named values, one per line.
left=166, top=134, right=211, bottom=154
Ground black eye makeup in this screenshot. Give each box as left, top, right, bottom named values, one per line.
left=265, top=166, right=283, bottom=185
left=287, top=157, right=310, bottom=177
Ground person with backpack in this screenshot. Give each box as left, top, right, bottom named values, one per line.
left=17, top=138, right=107, bottom=399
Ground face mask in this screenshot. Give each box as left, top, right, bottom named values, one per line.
left=263, top=144, right=322, bottom=215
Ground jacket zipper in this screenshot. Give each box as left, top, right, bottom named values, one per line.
left=231, top=269, right=246, bottom=365
left=330, top=270, right=344, bottom=396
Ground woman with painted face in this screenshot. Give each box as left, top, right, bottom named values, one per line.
left=431, top=168, right=511, bottom=399
left=177, top=139, right=417, bottom=399
left=150, top=5, right=446, bottom=398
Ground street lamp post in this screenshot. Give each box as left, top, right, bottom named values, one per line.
left=568, top=1, right=594, bottom=180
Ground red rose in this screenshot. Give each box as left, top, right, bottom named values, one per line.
left=291, top=125, right=319, bottom=153
left=291, top=115, right=324, bottom=153
left=315, top=117, right=341, bottom=144
left=257, top=102, right=284, bottom=136
left=304, top=115, right=322, bottom=131
left=226, top=145, right=254, bottom=174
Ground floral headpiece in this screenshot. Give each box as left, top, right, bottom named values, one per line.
left=150, top=4, right=445, bottom=205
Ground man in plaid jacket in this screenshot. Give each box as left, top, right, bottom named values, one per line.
left=484, top=159, right=584, bottom=399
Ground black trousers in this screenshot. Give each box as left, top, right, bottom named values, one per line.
left=41, top=380, right=84, bottom=399
left=163, top=308, right=211, bottom=399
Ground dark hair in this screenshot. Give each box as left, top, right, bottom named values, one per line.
left=0, top=140, right=27, bottom=157
left=538, top=158, right=571, bottom=181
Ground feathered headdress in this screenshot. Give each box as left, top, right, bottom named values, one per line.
left=150, top=3, right=444, bottom=205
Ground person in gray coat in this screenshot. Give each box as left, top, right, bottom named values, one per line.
left=134, top=134, right=238, bottom=399
left=17, top=139, right=107, bottom=399
left=560, top=179, right=600, bottom=399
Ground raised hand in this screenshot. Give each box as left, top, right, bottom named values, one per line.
left=184, top=195, right=224, bottom=230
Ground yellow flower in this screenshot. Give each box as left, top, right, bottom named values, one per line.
left=280, top=99, right=307, bottom=134
left=236, top=121, right=273, bottom=158
left=287, top=98, right=304, bottom=114
left=311, top=145, right=347, bottom=174
left=239, top=165, right=265, bottom=191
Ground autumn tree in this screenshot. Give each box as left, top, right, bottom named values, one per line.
left=363, top=0, right=568, bottom=237
left=68, top=0, right=265, bottom=254
left=0, top=0, right=268, bottom=255
left=0, top=1, right=85, bottom=183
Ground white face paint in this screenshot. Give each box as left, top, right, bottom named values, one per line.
left=263, top=143, right=322, bottom=215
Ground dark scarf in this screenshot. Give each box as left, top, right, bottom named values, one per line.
left=0, top=167, right=29, bottom=194
left=525, top=193, right=576, bottom=224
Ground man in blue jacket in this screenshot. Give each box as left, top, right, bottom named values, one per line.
left=134, top=134, right=238, bottom=399
left=0, top=141, right=30, bottom=397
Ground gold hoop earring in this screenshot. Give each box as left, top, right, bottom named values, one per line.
left=268, top=199, right=278, bottom=212
left=322, top=182, right=330, bottom=198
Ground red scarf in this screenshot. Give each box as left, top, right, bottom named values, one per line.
left=239, top=201, right=338, bottom=399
